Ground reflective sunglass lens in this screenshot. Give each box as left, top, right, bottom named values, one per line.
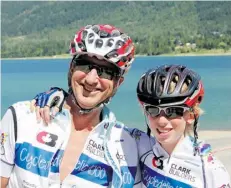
left=166, top=107, right=185, bottom=118
left=145, top=106, right=160, bottom=117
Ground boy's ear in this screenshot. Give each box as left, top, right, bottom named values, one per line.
left=186, top=112, right=195, bottom=125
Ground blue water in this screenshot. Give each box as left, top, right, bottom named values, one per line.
left=1, top=56, right=231, bottom=130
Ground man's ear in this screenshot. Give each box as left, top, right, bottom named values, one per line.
left=118, top=76, right=124, bottom=86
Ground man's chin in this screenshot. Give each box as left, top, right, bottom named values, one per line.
left=76, top=99, right=100, bottom=110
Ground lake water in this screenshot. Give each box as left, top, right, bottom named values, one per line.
left=1, top=56, right=231, bottom=130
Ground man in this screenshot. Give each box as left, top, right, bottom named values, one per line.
left=0, top=24, right=140, bottom=188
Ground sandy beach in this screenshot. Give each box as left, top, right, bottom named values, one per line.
left=199, top=130, right=231, bottom=175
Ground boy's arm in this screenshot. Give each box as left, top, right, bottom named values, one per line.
left=204, top=154, right=230, bottom=187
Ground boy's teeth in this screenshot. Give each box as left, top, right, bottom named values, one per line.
left=158, top=129, right=169, bottom=133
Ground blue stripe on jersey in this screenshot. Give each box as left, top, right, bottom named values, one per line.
left=15, top=142, right=54, bottom=177
left=141, top=164, right=192, bottom=188
left=70, top=153, right=112, bottom=186
left=121, top=166, right=136, bottom=188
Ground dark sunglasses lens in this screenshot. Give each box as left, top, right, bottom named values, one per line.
left=145, top=106, right=160, bottom=117
left=166, top=107, right=184, bottom=118
left=99, top=70, right=113, bottom=80
left=74, top=58, right=120, bottom=80
left=76, top=64, right=91, bottom=73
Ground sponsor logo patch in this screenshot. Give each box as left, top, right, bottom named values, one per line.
left=86, top=139, right=105, bottom=158
left=169, top=163, right=195, bottom=183
left=0, top=132, right=8, bottom=155
left=116, top=150, right=126, bottom=163
left=36, top=131, right=58, bottom=147
left=152, top=157, right=163, bottom=170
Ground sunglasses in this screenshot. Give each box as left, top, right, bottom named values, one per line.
left=74, top=59, right=121, bottom=80
left=144, top=104, right=191, bottom=118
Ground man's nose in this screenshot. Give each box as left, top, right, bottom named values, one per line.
left=85, top=68, right=99, bottom=85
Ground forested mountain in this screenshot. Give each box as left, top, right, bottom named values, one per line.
left=1, top=1, right=231, bottom=58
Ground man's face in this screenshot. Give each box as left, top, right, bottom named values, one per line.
left=71, top=55, right=123, bottom=109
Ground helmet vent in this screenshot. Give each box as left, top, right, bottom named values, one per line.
left=168, top=74, right=178, bottom=94
left=115, top=40, right=125, bottom=49
left=92, top=25, right=100, bottom=33
left=85, top=25, right=92, bottom=29
left=82, top=30, right=88, bottom=40
left=78, top=42, right=86, bottom=51
left=107, top=51, right=118, bottom=58
left=99, top=30, right=109, bottom=38
left=88, top=33, right=95, bottom=44
left=111, top=29, right=120, bottom=37
left=95, top=39, right=103, bottom=48
left=107, top=39, right=114, bottom=47
left=180, top=76, right=192, bottom=94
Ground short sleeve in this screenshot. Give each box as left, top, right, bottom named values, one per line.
left=0, top=108, right=16, bottom=178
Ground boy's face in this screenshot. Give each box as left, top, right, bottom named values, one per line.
left=146, top=105, right=192, bottom=146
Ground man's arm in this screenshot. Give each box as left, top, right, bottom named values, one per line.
left=0, top=108, right=16, bottom=186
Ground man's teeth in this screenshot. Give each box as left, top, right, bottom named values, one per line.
left=84, top=86, right=95, bottom=92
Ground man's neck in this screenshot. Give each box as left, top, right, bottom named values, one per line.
left=65, top=96, right=102, bottom=131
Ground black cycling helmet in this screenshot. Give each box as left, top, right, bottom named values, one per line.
left=137, top=65, right=204, bottom=107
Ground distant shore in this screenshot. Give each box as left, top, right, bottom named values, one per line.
left=2, top=50, right=231, bottom=60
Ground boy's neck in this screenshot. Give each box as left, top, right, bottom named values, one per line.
left=160, top=135, right=185, bottom=155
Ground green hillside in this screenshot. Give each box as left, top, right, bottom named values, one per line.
left=1, top=1, right=231, bottom=58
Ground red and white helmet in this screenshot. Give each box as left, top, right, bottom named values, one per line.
left=70, top=24, right=135, bottom=74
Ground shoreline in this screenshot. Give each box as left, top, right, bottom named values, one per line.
left=1, top=51, right=231, bottom=60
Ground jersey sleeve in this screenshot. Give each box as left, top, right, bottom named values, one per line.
left=0, top=108, right=16, bottom=178
left=204, top=154, right=231, bottom=188
left=133, top=159, right=142, bottom=188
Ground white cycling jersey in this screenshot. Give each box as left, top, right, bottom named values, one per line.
left=130, top=129, right=231, bottom=188
left=0, top=101, right=140, bottom=188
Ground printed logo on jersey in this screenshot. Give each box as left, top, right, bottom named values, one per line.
left=70, top=153, right=113, bottom=186
left=207, top=153, right=214, bottom=163
left=142, top=164, right=192, bottom=188
left=15, top=142, right=54, bottom=177
left=36, top=131, right=58, bottom=147
left=116, top=150, right=126, bottom=163
left=219, top=184, right=231, bottom=188
left=169, top=163, right=195, bottom=183
left=86, top=139, right=105, bottom=158
left=0, top=132, right=8, bottom=155
left=152, top=156, right=163, bottom=170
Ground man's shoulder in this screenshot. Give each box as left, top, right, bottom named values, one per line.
left=8, top=101, right=33, bottom=118
left=11, top=100, right=31, bottom=112
left=112, top=123, right=152, bottom=143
